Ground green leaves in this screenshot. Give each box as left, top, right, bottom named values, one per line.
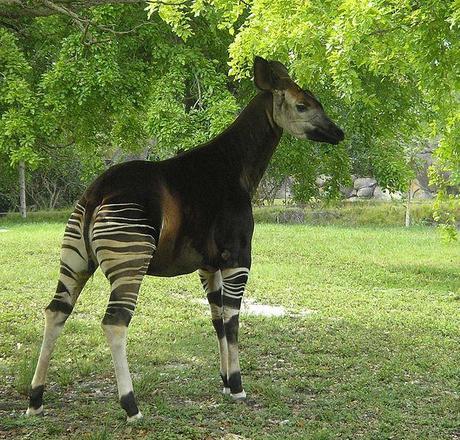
left=0, top=29, right=39, bottom=167
left=1, top=0, right=458, bottom=221
left=145, top=46, right=238, bottom=156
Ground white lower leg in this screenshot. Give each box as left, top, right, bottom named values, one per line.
left=228, top=343, right=246, bottom=400
left=221, top=267, right=249, bottom=400
left=218, top=338, right=230, bottom=394
left=201, top=270, right=231, bottom=395
left=103, top=324, right=141, bottom=420
left=26, top=405, right=44, bottom=416
left=26, top=309, right=68, bottom=415
left=223, top=306, right=246, bottom=400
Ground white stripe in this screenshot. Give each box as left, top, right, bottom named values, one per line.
left=95, top=216, right=150, bottom=222
left=99, top=203, right=143, bottom=207
left=107, top=265, right=147, bottom=279
left=93, top=222, right=156, bottom=231
left=92, top=231, right=154, bottom=239
left=223, top=293, right=244, bottom=299
left=108, top=300, right=137, bottom=306
left=97, top=207, right=144, bottom=214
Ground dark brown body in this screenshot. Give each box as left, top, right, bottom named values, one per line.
left=82, top=92, right=281, bottom=277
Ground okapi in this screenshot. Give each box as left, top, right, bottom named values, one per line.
left=26, top=56, right=344, bottom=421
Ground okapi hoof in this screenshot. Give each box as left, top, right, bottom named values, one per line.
left=25, top=405, right=44, bottom=416
left=127, top=411, right=143, bottom=423
left=230, top=390, right=247, bottom=402
left=222, top=387, right=231, bottom=395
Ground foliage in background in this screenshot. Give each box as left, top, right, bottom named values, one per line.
left=0, top=0, right=459, bottom=226
left=0, top=29, right=39, bottom=168
left=0, top=5, right=239, bottom=210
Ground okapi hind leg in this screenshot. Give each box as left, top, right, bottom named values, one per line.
left=221, top=267, right=250, bottom=401
left=27, top=202, right=97, bottom=416
left=92, top=203, right=156, bottom=421
left=198, top=269, right=230, bottom=395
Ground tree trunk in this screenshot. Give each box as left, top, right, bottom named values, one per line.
left=19, top=161, right=27, bottom=218
left=405, top=180, right=412, bottom=227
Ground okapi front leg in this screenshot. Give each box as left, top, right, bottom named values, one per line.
left=198, top=269, right=230, bottom=394
left=222, top=267, right=249, bottom=401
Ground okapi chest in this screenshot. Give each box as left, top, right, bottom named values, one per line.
left=26, top=56, right=344, bottom=422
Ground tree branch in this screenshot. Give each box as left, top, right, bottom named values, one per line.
left=0, top=0, right=145, bottom=20
left=41, top=0, right=86, bottom=30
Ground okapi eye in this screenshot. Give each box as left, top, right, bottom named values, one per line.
left=296, top=104, right=307, bottom=112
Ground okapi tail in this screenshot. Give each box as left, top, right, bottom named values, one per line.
left=80, top=194, right=100, bottom=274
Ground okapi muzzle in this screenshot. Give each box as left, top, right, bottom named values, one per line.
left=304, top=113, right=345, bottom=145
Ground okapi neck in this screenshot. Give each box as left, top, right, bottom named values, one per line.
left=219, top=92, right=282, bottom=194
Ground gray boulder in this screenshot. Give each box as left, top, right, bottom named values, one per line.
left=373, top=186, right=392, bottom=201
left=315, top=174, right=330, bottom=188
left=340, top=185, right=354, bottom=197
left=413, top=189, right=433, bottom=200
left=357, top=186, right=375, bottom=198
left=354, top=177, right=377, bottom=190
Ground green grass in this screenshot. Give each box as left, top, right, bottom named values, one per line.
left=0, top=222, right=459, bottom=439
left=0, top=209, right=73, bottom=225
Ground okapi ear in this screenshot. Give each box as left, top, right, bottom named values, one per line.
left=254, top=56, right=291, bottom=91
left=254, top=56, right=275, bottom=91
left=268, top=60, right=290, bottom=82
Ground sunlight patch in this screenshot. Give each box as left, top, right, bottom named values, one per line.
left=197, top=297, right=314, bottom=318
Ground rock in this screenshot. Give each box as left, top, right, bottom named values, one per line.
left=413, top=188, right=433, bottom=199
left=357, top=186, right=375, bottom=198
left=373, top=186, right=392, bottom=201
left=390, top=191, right=402, bottom=200
left=354, top=177, right=377, bottom=190
left=411, top=179, right=433, bottom=199
left=347, top=196, right=360, bottom=202
left=315, top=174, right=330, bottom=187
left=339, top=185, right=354, bottom=197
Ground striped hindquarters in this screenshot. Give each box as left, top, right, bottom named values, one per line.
left=91, top=203, right=157, bottom=326
left=48, top=202, right=95, bottom=315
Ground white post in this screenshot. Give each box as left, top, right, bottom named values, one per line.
left=19, top=161, right=26, bottom=218
left=405, top=180, right=411, bottom=227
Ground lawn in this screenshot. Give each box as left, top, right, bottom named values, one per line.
left=0, top=222, right=459, bottom=439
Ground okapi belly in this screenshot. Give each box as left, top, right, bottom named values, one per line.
left=146, top=240, right=203, bottom=277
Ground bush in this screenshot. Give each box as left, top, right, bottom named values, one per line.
left=253, top=201, right=459, bottom=227
left=0, top=209, right=72, bottom=225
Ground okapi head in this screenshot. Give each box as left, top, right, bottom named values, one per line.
left=254, top=56, right=345, bottom=145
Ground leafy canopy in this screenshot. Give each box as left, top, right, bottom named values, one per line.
left=0, top=0, right=458, bottom=211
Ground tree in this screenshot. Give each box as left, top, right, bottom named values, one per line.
left=0, top=3, right=239, bottom=211
left=0, top=28, right=41, bottom=217
left=0, top=0, right=458, bottom=223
